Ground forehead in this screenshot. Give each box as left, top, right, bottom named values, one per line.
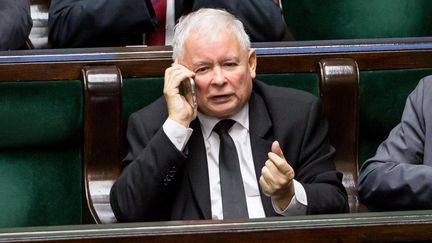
left=182, top=31, right=247, bottom=64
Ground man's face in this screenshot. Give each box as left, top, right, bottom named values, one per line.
left=180, top=31, right=257, bottom=119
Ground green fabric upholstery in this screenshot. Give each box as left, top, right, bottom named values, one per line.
left=257, top=73, right=319, bottom=97
left=282, top=0, right=432, bottom=40
left=0, top=149, right=82, bottom=227
left=0, top=80, right=83, bottom=227
left=358, top=69, right=432, bottom=166
left=0, top=81, right=82, bottom=147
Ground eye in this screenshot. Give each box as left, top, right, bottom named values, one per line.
left=195, top=66, right=209, bottom=73
left=224, top=62, right=238, bottom=67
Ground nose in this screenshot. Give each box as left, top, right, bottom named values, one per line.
left=211, top=66, right=226, bottom=86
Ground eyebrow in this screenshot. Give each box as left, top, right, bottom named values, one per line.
left=192, top=56, right=240, bottom=67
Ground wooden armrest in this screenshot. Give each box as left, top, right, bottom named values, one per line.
left=319, top=58, right=364, bottom=213
left=83, top=65, right=122, bottom=223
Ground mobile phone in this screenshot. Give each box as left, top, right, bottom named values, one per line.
left=181, top=77, right=197, bottom=109
left=189, top=78, right=197, bottom=109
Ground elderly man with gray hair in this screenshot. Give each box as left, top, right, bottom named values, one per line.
left=110, top=8, right=348, bottom=222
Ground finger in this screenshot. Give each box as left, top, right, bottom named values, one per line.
left=261, top=164, right=289, bottom=196
left=263, top=158, right=280, bottom=176
left=271, top=141, right=285, bottom=159
left=267, top=153, right=294, bottom=178
left=164, top=66, right=194, bottom=93
left=261, top=161, right=281, bottom=188
left=259, top=175, right=272, bottom=196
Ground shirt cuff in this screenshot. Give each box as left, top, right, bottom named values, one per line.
left=272, top=179, right=308, bottom=216
left=162, top=117, right=193, bottom=151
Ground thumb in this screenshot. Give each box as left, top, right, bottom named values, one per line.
left=271, top=141, right=285, bottom=159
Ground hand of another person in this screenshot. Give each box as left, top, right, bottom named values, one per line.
left=259, top=141, right=295, bottom=210
left=163, top=61, right=197, bottom=127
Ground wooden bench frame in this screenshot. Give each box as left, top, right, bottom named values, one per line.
left=2, top=37, right=432, bottom=241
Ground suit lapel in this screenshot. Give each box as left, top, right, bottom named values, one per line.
left=186, top=119, right=212, bottom=218
left=248, top=92, right=276, bottom=216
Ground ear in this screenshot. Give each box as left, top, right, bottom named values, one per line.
left=248, top=49, right=257, bottom=79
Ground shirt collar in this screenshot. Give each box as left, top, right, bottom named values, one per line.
left=197, top=103, right=249, bottom=140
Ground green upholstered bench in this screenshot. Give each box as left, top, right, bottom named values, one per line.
left=1, top=38, right=432, bottom=228
left=0, top=43, right=363, bottom=227
left=0, top=60, right=123, bottom=227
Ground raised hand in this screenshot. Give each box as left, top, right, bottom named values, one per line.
left=259, top=141, right=295, bottom=209
left=163, top=61, right=197, bottom=127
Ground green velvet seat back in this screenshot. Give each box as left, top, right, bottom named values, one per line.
left=122, top=73, right=320, bottom=124
left=0, top=80, right=83, bottom=227
left=358, top=69, right=432, bottom=167
left=282, top=0, right=432, bottom=40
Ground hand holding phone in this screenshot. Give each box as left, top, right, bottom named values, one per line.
left=164, top=62, right=197, bottom=127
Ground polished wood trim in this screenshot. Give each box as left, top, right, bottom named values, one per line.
left=1, top=210, right=432, bottom=242
left=319, top=58, right=363, bottom=213
left=83, top=66, right=122, bottom=224
left=2, top=38, right=432, bottom=82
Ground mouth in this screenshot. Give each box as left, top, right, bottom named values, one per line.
left=209, top=94, right=233, bottom=103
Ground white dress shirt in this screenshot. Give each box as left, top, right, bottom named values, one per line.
left=162, top=104, right=307, bottom=219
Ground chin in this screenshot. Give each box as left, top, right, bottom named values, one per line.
left=211, top=108, right=239, bottom=119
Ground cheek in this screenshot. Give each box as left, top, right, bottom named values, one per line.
left=231, top=73, right=250, bottom=93
left=194, top=78, right=210, bottom=99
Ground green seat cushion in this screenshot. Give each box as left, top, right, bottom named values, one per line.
left=0, top=148, right=82, bottom=227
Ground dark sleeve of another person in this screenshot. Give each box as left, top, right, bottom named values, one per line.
left=48, top=0, right=157, bottom=48
left=0, top=0, right=32, bottom=50
left=191, top=0, right=289, bottom=42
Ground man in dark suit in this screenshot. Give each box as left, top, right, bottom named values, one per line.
left=110, top=8, right=348, bottom=222
left=48, top=0, right=289, bottom=48
left=0, top=0, right=32, bottom=50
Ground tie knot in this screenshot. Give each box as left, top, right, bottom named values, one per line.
left=213, top=119, right=236, bottom=135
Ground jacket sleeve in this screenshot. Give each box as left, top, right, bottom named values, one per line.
left=295, top=98, right=349, bottom=214
left=48, top=0, right=156, bottom=47
left=110, top=110, right=189, bottom=222
left=358, top=78, right=432, bottom=210
left=0, top=0, right=32, bottom=50
left=191, top=0, right=289, bottom=42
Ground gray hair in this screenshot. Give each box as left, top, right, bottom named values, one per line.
left=172, top=8, right=251, bottom=61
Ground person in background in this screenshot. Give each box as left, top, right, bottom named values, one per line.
left=110, top=8, right=348, bottom=222
left=0, top=0, right=32, bottom=50
left=358, top=75, right=432, bottom=211
left=48, top=0, right=289, bottom=48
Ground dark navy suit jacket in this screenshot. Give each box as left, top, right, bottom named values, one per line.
left=0, top=0, right=32, bottom=50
